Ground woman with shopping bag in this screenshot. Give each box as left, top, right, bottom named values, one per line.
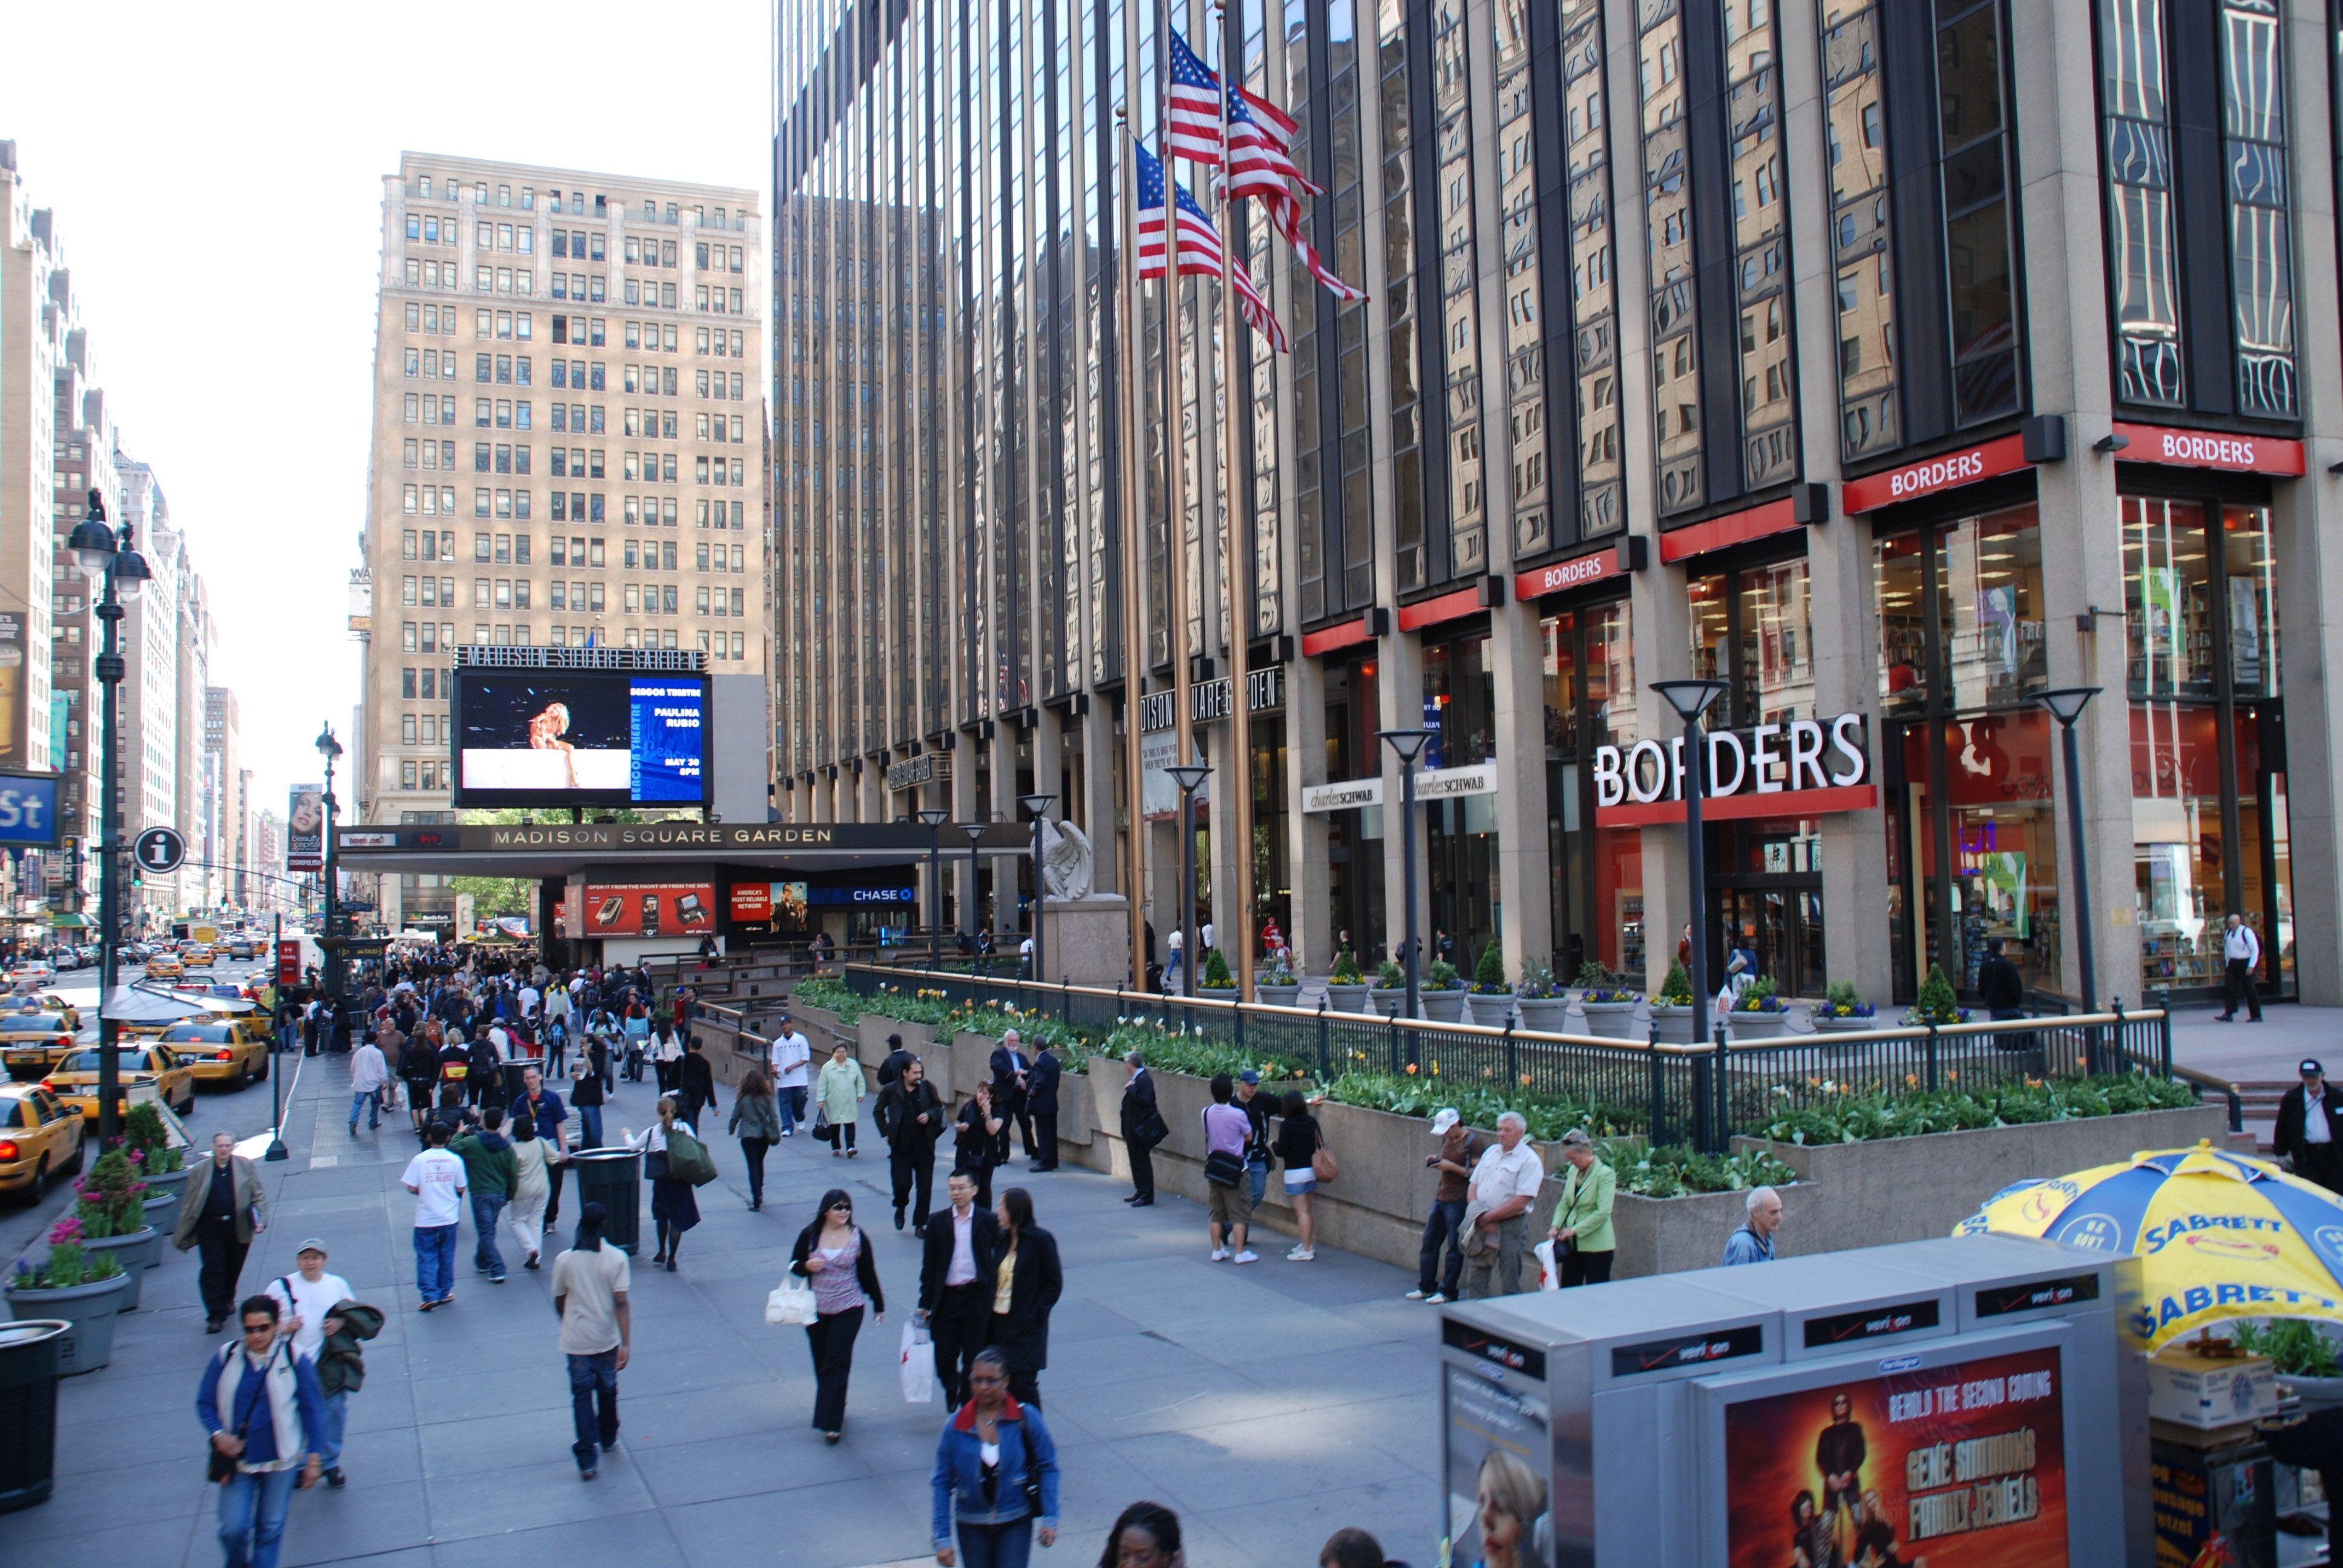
left=788, top=1187, right=886, bottom=1444
left=627, top=1096, right=702, bottom=1273
left=816, top=1041, right=867, bottom=1158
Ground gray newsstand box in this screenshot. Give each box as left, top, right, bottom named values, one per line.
left=1437, top=1235, right=2141, bottom=1568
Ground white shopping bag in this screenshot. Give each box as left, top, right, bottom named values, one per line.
left=1532, top=1238, right=1560, bottom=1291
left=900, top=1320, right=936, bottom=1403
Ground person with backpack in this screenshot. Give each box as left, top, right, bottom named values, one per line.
left=197, top=1295, right=326, bottom=1564
left=264, top=1240, right=378, bottom=1489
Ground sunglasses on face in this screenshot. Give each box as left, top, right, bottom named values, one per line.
left=829, top=1202, right=853, bottom=1213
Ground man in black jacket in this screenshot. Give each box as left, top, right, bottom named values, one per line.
left=917, top=1171, right=1000, bottom=1406
left=1119, top=1051, right=1164, bottom=1206
left=990, top=1030, right=1033, bottom=1165
left=876, top=1056, right=943, bottom=1232
left=2276, top=1060, right=2343, bottom=1194
left=876, top=1033, right=917, bottom=1091
left=1026, top=1042, right=1063, bottom=1172
left=677, top=1037, right=719, bottom=1129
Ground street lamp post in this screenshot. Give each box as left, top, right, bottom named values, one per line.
left=2035, top=687, right=2102, bottom=1010
left=1378, top=728, right=1438, bottom=1021
left=1651, top=680, right=1729, bottom=1048
left=1164, top=765, right=1211, bottom=995
left=917, top=808, right=952, bottom=969
left=962, top=822, right=989, bottom=964
left=1019, top=794, right=1056, bottom=984
left=316, top=724, right=344, bottom=1001
left=67, top=492, right=149, bottom=1146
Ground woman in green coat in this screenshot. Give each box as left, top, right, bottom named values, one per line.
left=1547, top=1128, right=1616, bottom=1286
left=815, top=1042, right=868, bottom=1157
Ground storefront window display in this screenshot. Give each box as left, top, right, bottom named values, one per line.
left=1250, top=715, right=1291, bottom=962
left=1544, top=598, right=1642, bottom=976
left=2123, top=495, right=2290, bottom=996
left=1424, top=630, right=1498, bottom=966
left=1323, top=655, right=1386, bottom=963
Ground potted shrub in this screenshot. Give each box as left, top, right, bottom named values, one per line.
left=1649, top=961, right=1699, bottom=1044
left=1513, top=955, right=1568, bottom=1033
left=4, top=1219, right=130, bottom=1374
left=1196, top=946, right=1239, bottom=997
left=1902, top=963, right=1970, bottom=1028
left=1726, top=976, right=1789, bottom=1040
left=1421, top=959, right=1467, bottom=1024
left=1368, top=958, right=1409, bottom=1017
left=2232, top=1320, right=2343, bottom=1408
left=121, top=1102, right=189, bottom=1199
left=1466, top=944, right=1515, bottom=1028
left=1326, top=949, right=1369, bottom=1014
left=1574, top=961, right=1641, bottom=1040
left=1811, top=980, right=1878, bottom=1034
left=1254, top=951, right=1302, bottom=1008
left=73, top=1148, right=161, bottom=1308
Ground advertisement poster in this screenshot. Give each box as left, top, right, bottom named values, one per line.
left=1444, top=1365, right=1555, bottom=1568
left=287, top=783, right=324, bottom=871
left=729, top=883, right=772, bottom=923
left=1723, top=1346, right=2068, bottom=1568
left=456, top=672, right=708, bottom=805
left=626, top=678, right=706, bottom=802
left=580, top=881, right=715, bottom=938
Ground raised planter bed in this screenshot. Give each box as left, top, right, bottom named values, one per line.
left=2, top=1272, right=133, bottom=1374
left=1726, top=1011, right=1789, bottom=1040
left=1648, top=1004, right=1697, bottom=1045
left=1466, top=993, right=1516, bottom=1029
left=1420, top=988, right=1466, bottom=1024
left=1325, top=982, right=1370, bottom=1014
left=1576, top=999, right=1639, bottom=1040
left=1514, top=995, right=1569, bottom=1034
left=1366, top=986, right=1409, bottom=1018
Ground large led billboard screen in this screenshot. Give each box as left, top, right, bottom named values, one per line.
left=452, top=671, right=709, bottom=808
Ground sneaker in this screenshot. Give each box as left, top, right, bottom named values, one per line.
left=1404, top=1288, right=1430, bottom=1301
left=1289, top=1247, right=1316, bottom=1262
left=579, top=1465, right=598, bottom=1481
left=1210, top=1248, right=1230, bottom=1263
left=1425, top=1292, right=1450, bottom=1305
left=1231, top=1250, right=1259, bottom=1265
left=490, top=1275, right=507, bottom=1284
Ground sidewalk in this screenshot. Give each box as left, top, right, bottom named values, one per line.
left=21, top=1047, right=1443, bottom=1568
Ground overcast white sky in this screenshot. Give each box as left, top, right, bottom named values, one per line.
left=6, top=0, right=768, bottom=818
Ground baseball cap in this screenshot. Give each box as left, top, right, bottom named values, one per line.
left=2304, top=1059, right=2325, bottom=1078
left=1429, top=1108, right=1460, bottom=1137
left=1239, top=1070, right=1260, bottom=1085
left=295, top=1238, right=330, bottom=1258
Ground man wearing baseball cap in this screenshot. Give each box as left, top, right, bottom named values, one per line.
left=2277, top=1060, right=2343, bottom=1194
left=1406, top=1108, right=1481, bottom=1305
left=264, top=1241, right=377, bottom=1488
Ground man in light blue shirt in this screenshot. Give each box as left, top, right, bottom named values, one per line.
left=1721, top=1185, right=1783, bottom=1266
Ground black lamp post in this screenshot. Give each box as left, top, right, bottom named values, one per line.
left=961, top=822, right=989, bottom=963
left=2035, top=687, right=2102, bottom=1010
left=1378, top=728, right=1437, bottom=1020
left=917, top=807, right=951, bottom=969
left=1165, top=765, right=1211, bottom=994
left=1651, top=679, right=1728, bottom=1047
left=1019, top=794, right=1056, bottom=983
left=68, top=492, right=149, bottom=1146
left=316, top=724, right=344, bottom=1000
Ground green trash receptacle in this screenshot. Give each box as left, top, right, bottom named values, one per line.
left=568, top=1148, right=643, bottom=1255
left=0, top=1320, right=70, bottom=1512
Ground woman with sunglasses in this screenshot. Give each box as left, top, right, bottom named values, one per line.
left=788, top=1186, right=887, bottom=1443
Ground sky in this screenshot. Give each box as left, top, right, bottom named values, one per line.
left=4, top=0, right=769, bottom=817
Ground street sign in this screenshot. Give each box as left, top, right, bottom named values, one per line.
left=277, top=939, right=301, bottom=987
left=133, top=826, right=186, bottom=875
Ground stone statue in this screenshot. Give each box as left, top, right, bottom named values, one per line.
left=1040, top=817, right=1095, bottom=901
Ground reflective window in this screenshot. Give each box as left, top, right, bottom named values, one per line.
left=1821, top=1, right=1897, bottom=459
left=1636, top=0, right=1703, bottom=513
left=2099, top=0, right=2185, bottom=405
left=1937, top=0, right=2021, bottom=424
left=2221, top=0, right=2296, bottom=417
left=1563, top=0, right=1623, bottom=538
left=1727, top=0, right=1797, bottom=489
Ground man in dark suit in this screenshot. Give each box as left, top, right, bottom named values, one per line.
left=876, top=1056, right=944, bottom=1232
left=2276, top=1059, right=2343, bottom=1194
left=1119, top=1051, right=1165, bottom=1206
left=917, top=1170, right=1000, bottom=1406
left=990, top=1030, right=1033, bottom=1164
left=876, top=1032, right=917, bottom=1091
left=1026, top=1040, right=1063, bottom=1172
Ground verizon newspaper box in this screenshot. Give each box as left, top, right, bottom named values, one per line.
left=1437, top=1235, right=2141, bottom=1568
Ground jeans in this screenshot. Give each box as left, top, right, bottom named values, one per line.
left=1247, top=1151, right=1268, bottom=1209
left=1418, top=1198, right=1467, bottom=1296
left=347, top=1090, right=378, bottom=1129
left=216, top=1465, right=298, bottom=1568
left=957, top=1517, right=1036, bottom=1568
left=806, top=1305, right=863, bottom=1432
left=316, top=1390, right=348, bottom=1470
left=413, top=1223, right=457, bottom=1303
left=471, top=1193, right=510, bottom=1277
left=577, top=1105, right=605, bottom=1149
left=778, top=1085, right=807, bottom=1135
left=566, top=1348, right=620, bottom=1468
left=740, top=1137, right=771, bottom=1203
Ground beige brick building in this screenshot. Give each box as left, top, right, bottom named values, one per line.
left=355, top=153, right=768, bottom=930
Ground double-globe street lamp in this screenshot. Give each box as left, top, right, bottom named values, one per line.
left=1164, top=765, right=1211, bottom=995
left=67, top=492, right=151, bottom=1146
left=1377, top=728, right=1439, bottom=1022
left=916, top=808, right=952, bottom=969
left=1020, top=794, right=1056, bottom=984
left=1651, top=679, right=1729, bottom=1049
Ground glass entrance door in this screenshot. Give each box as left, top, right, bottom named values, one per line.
left=1706, top=818, right=1824, bottom=998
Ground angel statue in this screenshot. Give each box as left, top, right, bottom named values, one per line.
left=1040, top=817, right=1095, bottom=901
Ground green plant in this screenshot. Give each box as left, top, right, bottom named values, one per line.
left=1104, top=1019, right=1306, bottom=1083
left=1654, top=961, right=1696, bottom=1007
left=13, top=1217, right=124, bottom=1290
left=1258, top=952, right=1297, bottom=988
left=1426, top=959, right=1463, bottom=991
left=1517, top=954, right=1558, bottom=1000
left=1198, top=947, right=1237, bottom=990
left=789, top=976, right=863, bottom=1024
left=1906, top=964, right=1966, bottom=1025
left=1598, top=1138, right=1796, bottom=1198
left=1376, top=958, right=1405, bottom=988
left=1815, top=981, right=1876, bottom=1020
left=1733, top=976, right=1783, bottom=1013
left=1470, top=944, right=1511, bottom=995
left=1320, top=1071, right=1645, bottom=1140
left=1754, top=1073, right=2198, bottom=1145
left=2231, top=1319, right=2343, bottom=1379
left=1572, top=959, right=1635, bottom=1005
left=1330, top=949, right=1363, bottom=984
left=73, top=1148, right=149, bottom=1240
left=121, top=1102, right=184, bottom=1174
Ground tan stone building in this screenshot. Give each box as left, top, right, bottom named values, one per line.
left=354, top=153, right=768, bottom=930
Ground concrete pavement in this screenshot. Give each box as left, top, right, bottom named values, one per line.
left=15, top=1039, right=1445, bottom=1567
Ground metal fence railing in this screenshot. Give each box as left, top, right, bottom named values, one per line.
left=837, top=964, right=2175, bottom=1153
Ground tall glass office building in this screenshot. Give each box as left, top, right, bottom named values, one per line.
left=776, top=0, right=2343, bottom=1011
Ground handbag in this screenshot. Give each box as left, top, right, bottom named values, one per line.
left=765, top=1273, right=818, bottom=1327
left=664, top=1127, right=718, bottom=1186
left=1204, top=1148, right=1245, bottom=1187
left=1310, top=1128, right=1339, bottom=1184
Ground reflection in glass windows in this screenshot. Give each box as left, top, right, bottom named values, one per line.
left=1636, top=0, right=1703, bottom=515
left=2220, top=0, right=2296, bottom=419
left=2098, top=0, right=2184, bottom=406
left=1726, top=0, right=1797, bottom=489
left=1820, top=1, right=1896, bottom=460
left=1936, top=0, right=2021, bottom=426
left=1377, top=0, right=1425, bottom=595
left=1494, top=0, right=1547, bottom=557
left=1432, top=0, right=1485, bottom=578
left=1562, top=0, right=1622, bottom=539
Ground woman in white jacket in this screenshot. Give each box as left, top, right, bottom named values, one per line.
left=505, top=1116, right=553, bottom=1270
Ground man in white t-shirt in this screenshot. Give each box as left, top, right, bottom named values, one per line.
left=552, top=1201, right=631, bottom=1478
left=1461, top=1112, right=1546, bottom=1299
left=266, top=1240, right=358, bottom=1485
left=401, top=1124, right=468, bottom=1310
left=770, top=1014, right=812, bottom=1137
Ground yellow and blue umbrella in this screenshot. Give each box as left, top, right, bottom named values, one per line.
left=1956, top=1142, right=2343, bottom=1353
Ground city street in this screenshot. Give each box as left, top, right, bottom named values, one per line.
left=15, top=1025, right=1442, bottom=1567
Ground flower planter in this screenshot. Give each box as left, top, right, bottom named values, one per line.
left=140, top=1192, right=179, bottom=1227
left=1810, top=1014, right=1879, bottom=1033
left=79, top=1229, right=157, bottom=1311
left=1466, top=993, right=1516, bottom=1029
left=0, top=1319, right=70, bottom=1509
left=1325, top=982, right=1370, bottom=1014
left=1420, top=989, right=1467, bottom=1024
left=1648, top=1004, right=1697, bottom=1044
left=1366, top=986, right=1410, bottom=1018
left=2, top=1272, right=132, bottom=1374
left=137, top=1165, right=191, bottom=1200
left=1577, top=1000, right=1640, bottom=1040
left=1255, top=983, right=1303, bottom=1009
left=1513, top=995, right=1570, bottom=1034
left=1726, top=1011, right=1789, bottom=1040
left=2286, top=1373, right=2343, bottom=1410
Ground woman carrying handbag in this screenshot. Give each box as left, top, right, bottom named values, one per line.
left=1273, top=1091, right=1329, bottom=1263
left=627, top=1096, right=701, bottom=1272
left=789, top=1187, right=885, bottom=1443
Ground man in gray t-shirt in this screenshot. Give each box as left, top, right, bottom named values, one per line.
left=551, top=1203, right=631, bottom=1478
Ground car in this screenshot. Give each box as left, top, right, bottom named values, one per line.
left=156, top=1018, right=272, bottom=1087
left=225, top=938, right=255, bottom=960
left=182, top=946, right=215, bottom=969
left=0, top=1014, right=80, bottom=1081
left=47, top=949, right=76, bottom=972
left=8, top=962, right=54, bottom=990
left=29, top=995, right=82, bottom=1034
left=0, top=1083, right=84, bottom=1203
left=45, top=1044, right=195, bottom=1121
left=145, top=954, right=183, bottom=979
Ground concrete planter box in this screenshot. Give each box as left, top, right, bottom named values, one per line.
left=1610, top=1186, right=1807, bottom=1279
left=789, top=1004, right=847, bottom=1044
left=1729, top=1100, right=2232, bottom=1252
left=1577, top=1001, right=1640, bottom=1040
left=1726, top=1011, right=1789, bottom=1040
left=140, top=1192, right=179, bottom=1227
left=1648, top=1004, right=1697, bottom=1044
left=857, top=1014, right=937, bottom=1068
left=1514, top=996, right=1570, bottom=1034
left=1466, top=993, right=1516, bottom=1029
left=1421, top=988, right=1467, bottom=1024
left=1810, top=1014, right=1880, bottom=1033
left=1367, top=986, right=1409, bottom=1018
left=3, top=1271, right=132, bottom=1374
left=1256, top=984, right=1303, bottom=1008
left=139, top=1165, right=191, bottom=1200
left=1326, top=983, right=1370, bottom=1014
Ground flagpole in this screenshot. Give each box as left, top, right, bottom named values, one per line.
left=1155, top=0, right=1197, bottom=967
left=1209, top=4, right=1256, bottom=1001
left=1114, top=105, right=1150, bottom=991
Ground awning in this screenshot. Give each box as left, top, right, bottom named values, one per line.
left=48, top=913, right=91, bottom=929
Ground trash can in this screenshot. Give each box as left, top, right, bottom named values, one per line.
left=568, top=1148, right=643, bottom=1255
left=0, top=1320, right=70, bottom=1512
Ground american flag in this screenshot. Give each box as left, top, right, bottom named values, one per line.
left=1262, top=189, right=1368, bottom=302
left=1227, top=86, right=1323, bottom=200
left=1136, top=143, right=1289, bottom=353
left=1167, top=31, right=1224, bottom=166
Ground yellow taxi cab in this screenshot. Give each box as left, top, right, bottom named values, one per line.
left=31, top=993, right=82, bottom=1034
left=0, top=1082, right=84, bottom=1203
left=182, top=946, right=215, bottom=969
left=157, top=1018, right=271, bottom=1087
left=145, top=953, right=183, bottom=980
left=0, top=1013, right=80, bottom=1081
left=45, top=1044, right=195, bottom=1122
